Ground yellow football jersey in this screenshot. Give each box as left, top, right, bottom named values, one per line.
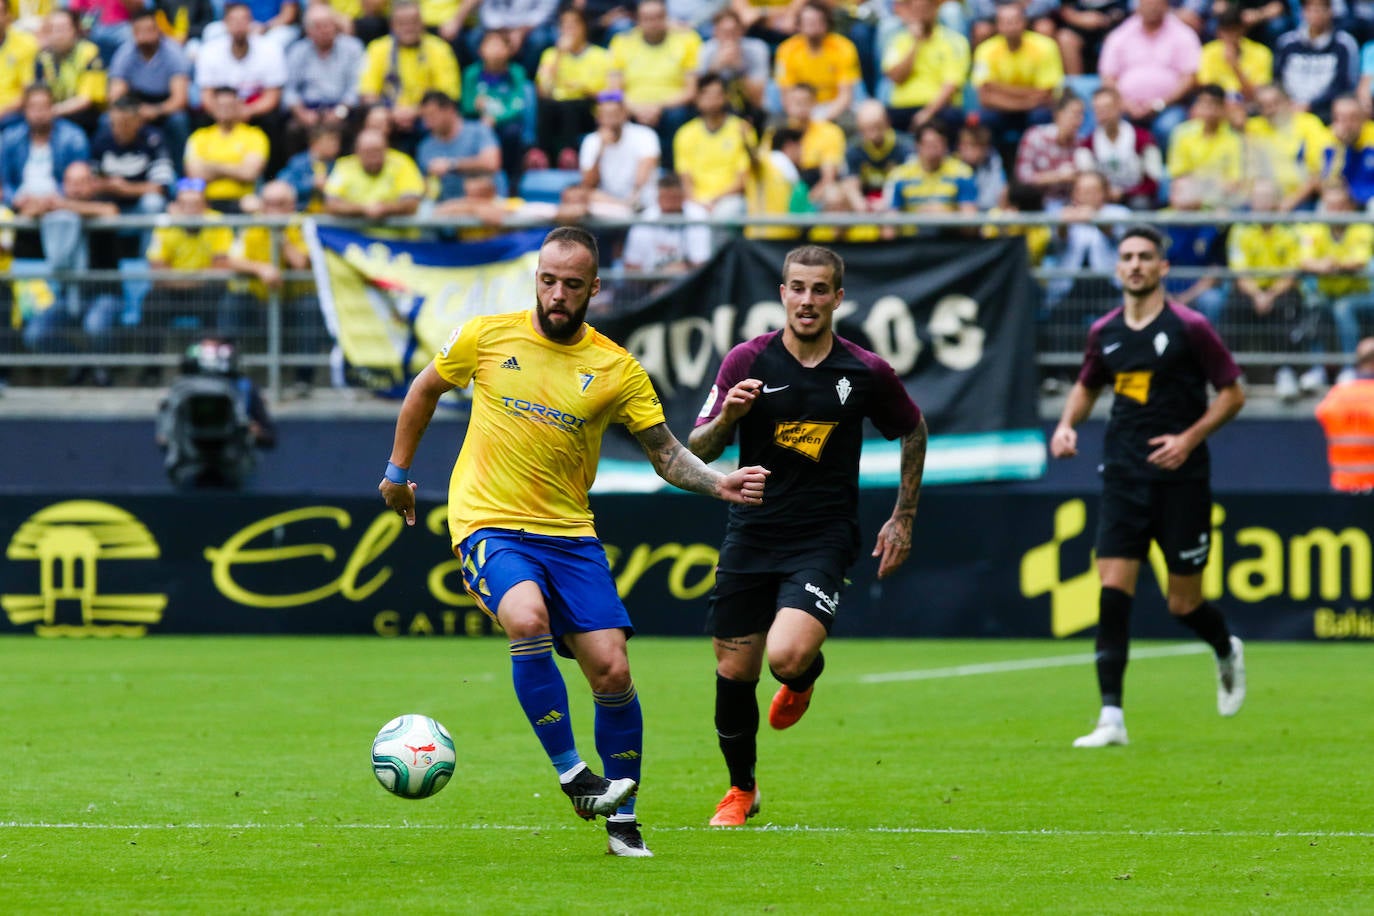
left=433, top=311, right=666, bottom=545
left=1228, top=223, right=1299, bottom=290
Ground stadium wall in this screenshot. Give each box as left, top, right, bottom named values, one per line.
left=2, top=486, right=1369, bottom=642
left=0, top=415, right=1334, bottom=495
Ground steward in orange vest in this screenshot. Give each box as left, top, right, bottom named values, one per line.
left=1315, top=337, right=1374, bottom=493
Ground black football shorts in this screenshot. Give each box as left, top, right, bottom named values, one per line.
left=708, top=542, right=851, bottom=638
left=1095, top=477, right=1213, bottom=575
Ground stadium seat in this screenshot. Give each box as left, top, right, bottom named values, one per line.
left=518, top=169, right=582, bottom=204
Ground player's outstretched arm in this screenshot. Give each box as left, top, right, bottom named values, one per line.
left=635, top=422, right=769, bottom=505
left=686, top=378, right=763, bottom=461
left=872, top=415, right=927, bottom=580
left=379, top=363, right=457, bottom=526
left=1050, top=382, right=1102, bottom=459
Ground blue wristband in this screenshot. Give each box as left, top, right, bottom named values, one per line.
left=384, top=461, right=409, bottom=485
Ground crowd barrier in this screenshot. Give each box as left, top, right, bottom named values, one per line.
left=3, top=212, right=1371, bottom=398
left=2, top=491, right=1369, bottom=641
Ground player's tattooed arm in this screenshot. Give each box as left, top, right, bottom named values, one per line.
left=687, top=416, right=734, bottom=463
left=636, top=422, right=729, bottom=496
left=872, top=416, right=927, bottom=579
left=894, top=415, right=927, bottom=522
left=687, top=378, right=762, bottom=461
left=636, top=422, right=769, bottom=505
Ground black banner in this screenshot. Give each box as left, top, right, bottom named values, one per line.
left=1, top=493, right=1369, bottom=641
left=596, top=236, right=1040, bottom=448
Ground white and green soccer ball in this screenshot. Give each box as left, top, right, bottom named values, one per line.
left=371, top=714, right=456, bottom=799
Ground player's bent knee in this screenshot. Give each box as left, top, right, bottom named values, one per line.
left=584, top=658, right=632, bottom=694
left=1166, top=594, right=1203, bottom=616
left=497, top=605, right=551, bottom=639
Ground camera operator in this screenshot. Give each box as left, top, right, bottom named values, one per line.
left=155, top=336, right=276, bottom=489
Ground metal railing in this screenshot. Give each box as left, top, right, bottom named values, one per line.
left=3, top=210, right=1370, bottom=399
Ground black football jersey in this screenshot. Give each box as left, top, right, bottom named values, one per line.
left=1078, top=302, right=1241, bottom=480
left=695, top=331, right=922, bottom=552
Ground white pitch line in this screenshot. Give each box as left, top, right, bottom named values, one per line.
left=1, top=822, right=1371, bottom=839
left=859, top=643, right=1211, bottom=684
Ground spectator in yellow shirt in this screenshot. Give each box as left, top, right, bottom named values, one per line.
left=882, top=0, right=969, bottom=136
left=1227, top=179, right=1306, bottom=400
left=1167, top=84, right=1244, bottom=209
left=534, top=8, right=610, bottom=167
left=1299, top=181, right=1374, bottom=386
left=772, top=2, right=859, bottom=123
left=1198, top=7, right=1272, bottom=106
left=777, top=81, right=846, bottom=190
left=607, top=0, right=700, bottom=168
left=972, top=3, right=1063, bottom=161
left=0, top=0, right=40, bottom=125
left=222, top=180, right=323, bottom=387
left=1244, top=83, right=1329, bottom=211
left=323, top=127, right=425, bottom=235
left=673, top=73, right=755, bottom=220
left=144, top=177, right=234, bottom=361
left=184, top=87, right=270, bottom=213
left=35, top=10, right=106, bottom=134
left=357, top=0, right=460, bottom=143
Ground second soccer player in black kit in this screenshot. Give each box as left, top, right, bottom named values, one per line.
left=1052, top=226, right=1248, bottom=748
left=688, top=245, right=928, bottom=825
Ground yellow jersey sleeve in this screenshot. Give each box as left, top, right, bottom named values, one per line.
left=433, top=316, right=482, bottom=387
left=358, top=38, right=391, bottom=97
left=612, top=356, right=666, bottom=434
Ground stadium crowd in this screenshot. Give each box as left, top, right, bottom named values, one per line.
left=3, top=0, right=1374, bottom=395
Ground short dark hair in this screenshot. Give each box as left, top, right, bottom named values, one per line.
left=1216, top=5, right=1244, bottom=29
left=544, top=225, right=600, bottom=265
left=696, top=72, right=725, bottom=95
left=558, top=6, right=589, bottom=28
left=420, top=90, right=456, bottom=109
left=129, top=8, right=158, bottom=25
left=1196, top=83, right=1226, bottom=103
left=783, top=245, right=844, bottom=289
left=111, top=95, right=142, bottom=113
left=211, top=85, right=240, bottom=97
left=915, top=122, right=948, bottom=145
left=1120, top=225, right=1168, bottom=256
left=801, top=0, right=833, bottom=28
left=771, top=127, right=804, bottom=150
left=1055, top=90, right=1082, bottom=112
left=657, top=172, right=684, bottom=190
left=1007, top=182, right=1044, bottom=212
left=223, top=1, right=252, bottom=14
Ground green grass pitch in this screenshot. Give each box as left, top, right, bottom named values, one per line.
left=1, top=637, right=1370, bottom=914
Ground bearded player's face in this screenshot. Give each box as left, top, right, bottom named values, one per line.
left=1116, top=236, right=1167, bottom=296
left=534, top=242, right=599, bottom=341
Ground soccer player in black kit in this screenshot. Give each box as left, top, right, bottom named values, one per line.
left=1051, top=226, right=1248, bottom=748
left=688, top=245, right=928, bottom=825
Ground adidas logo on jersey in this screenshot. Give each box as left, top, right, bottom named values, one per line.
left=500, top=356, right=521, bottom=370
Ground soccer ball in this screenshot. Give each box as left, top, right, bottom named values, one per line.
left=370, top=714, right=457, bottom=799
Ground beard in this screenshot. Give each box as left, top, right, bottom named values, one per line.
left=1123, top=277, right=1161, bottom=297
left=536, top=299, right=588, bottom=341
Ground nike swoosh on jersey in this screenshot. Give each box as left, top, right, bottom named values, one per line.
left=761, top=384, right=790, bottom=393
left=1103, top=343, right=1122, bottom=354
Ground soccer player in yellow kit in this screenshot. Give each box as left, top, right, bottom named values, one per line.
left=379, top=226, right=769, bottom=857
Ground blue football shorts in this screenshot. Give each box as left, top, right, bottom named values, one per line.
left=457, top=528, right=633, bottom=658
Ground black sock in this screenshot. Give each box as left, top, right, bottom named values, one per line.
left=1096, top=587, right=1132, bottom=709
left=771, top=651, right=824, bottom=693
left=715, top=674, right=759, bottom=792
left=1176, top=601, right=1232, bottom=657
